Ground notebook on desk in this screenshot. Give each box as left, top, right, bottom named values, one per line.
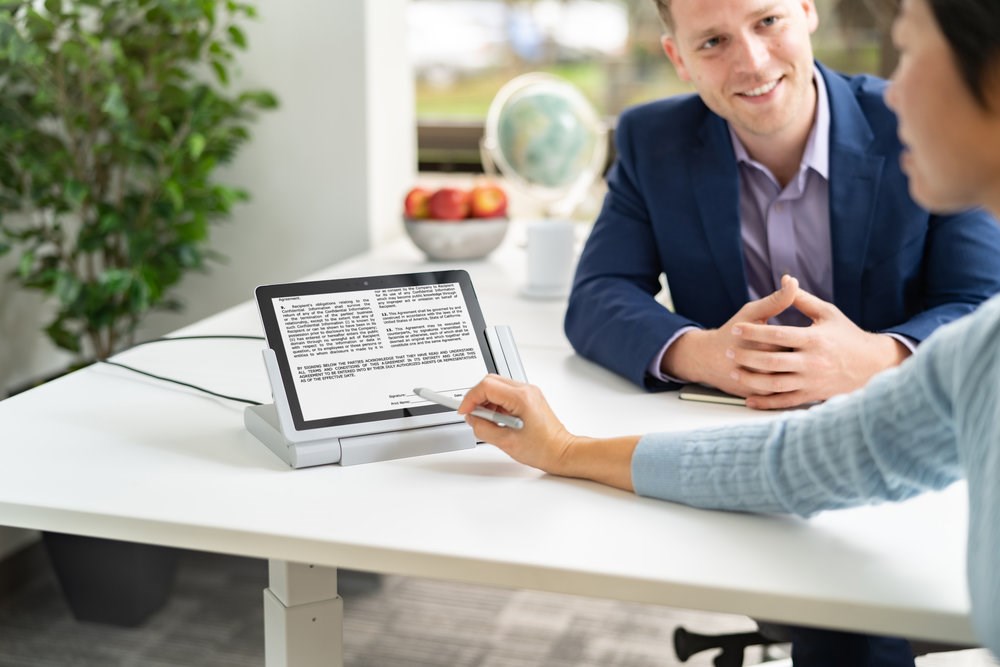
left=678, top=383, right=747, bottom=406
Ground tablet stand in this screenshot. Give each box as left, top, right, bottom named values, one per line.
left=245, top=402, right=474, bottom=467
left=245, top=325, right=525, bottom=468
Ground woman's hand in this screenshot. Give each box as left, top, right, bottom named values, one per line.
left=457, top=374, right=575, bottom=475
left=458, top=375, right=638, bottom=491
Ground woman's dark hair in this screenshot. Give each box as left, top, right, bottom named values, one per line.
left=927, top=0, right=1000, bottom=108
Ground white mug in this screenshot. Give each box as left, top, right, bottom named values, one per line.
left=521, top=220, right=576, bottom=299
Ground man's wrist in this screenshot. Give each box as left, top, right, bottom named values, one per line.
left=867, top=332, right=912, bottom=376
left=882, top=334, right=913, bottom=367
left=649, top=326, right=700, bottom=384
left=883, top=332, right=917, bottom=358
left=661, top=329, right=705, bottom=383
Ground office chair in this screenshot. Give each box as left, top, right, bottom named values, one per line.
left=672, top=623, right=977, bottom=666
left=673, top=626, right=783, bottom=667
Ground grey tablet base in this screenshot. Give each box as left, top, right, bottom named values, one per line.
left=245, top=403, right=475, bottom=467
left=245, top=324, right=526, bottom=468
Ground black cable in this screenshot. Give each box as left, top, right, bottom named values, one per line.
left=99, top=335, right=267, bottom=406
left=129, top=334, right=265, bottom=348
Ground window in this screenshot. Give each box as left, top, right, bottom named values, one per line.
left=409, top=0, right=898, bottom=172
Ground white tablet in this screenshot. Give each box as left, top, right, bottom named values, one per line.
left=254, top=270, right=500, bottom=436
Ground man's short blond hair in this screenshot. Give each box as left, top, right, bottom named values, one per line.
left=652, top=0, right=674, bottom=32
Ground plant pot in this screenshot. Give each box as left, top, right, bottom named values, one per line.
left=42, top=532, right=180, bottom=627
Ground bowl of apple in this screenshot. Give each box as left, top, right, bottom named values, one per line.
left=403, top=183, right=510, bottom=261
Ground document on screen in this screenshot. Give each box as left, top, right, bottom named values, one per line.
left=269, top=280, right=490, bottom=424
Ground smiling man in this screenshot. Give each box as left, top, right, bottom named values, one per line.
left=563, top=0, right=1000, bottom=663
left=565, top=0, right=1000, bottom=408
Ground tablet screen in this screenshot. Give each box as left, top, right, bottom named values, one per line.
left=255, top=271, right=497, bottom=431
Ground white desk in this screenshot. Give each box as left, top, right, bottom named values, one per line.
left=0, top=227, right=975, bottom=665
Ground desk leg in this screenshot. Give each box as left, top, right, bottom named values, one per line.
left=263, top=560, right=343, bottom=667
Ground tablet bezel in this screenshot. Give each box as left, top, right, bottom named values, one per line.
left=254, top=270, right=497, bottom=433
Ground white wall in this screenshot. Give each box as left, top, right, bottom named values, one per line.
left=141, top=0, right=417, bottom=333
left=0, top=259, right=72, bottom=396
left=0, top=0, right=415, bottom=561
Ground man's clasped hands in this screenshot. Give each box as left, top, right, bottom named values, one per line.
left=663, top=275, right=911, bottom=410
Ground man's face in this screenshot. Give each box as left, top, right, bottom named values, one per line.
left=661, top=0, right=819, bottom=143
left=886, top=0, right=1000, bottom=212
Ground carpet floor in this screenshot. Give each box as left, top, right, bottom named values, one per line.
left=0, top=547, right=993, bottom=666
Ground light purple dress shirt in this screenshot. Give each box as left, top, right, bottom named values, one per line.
left=733, top=67, right=831, bottom=326
left=649, top=69, right=913, bottom=383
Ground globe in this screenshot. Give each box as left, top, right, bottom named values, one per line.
left=482, top=73, right=607, bottom=215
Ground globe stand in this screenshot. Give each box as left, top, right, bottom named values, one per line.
left=479, top=72, right=607, bottom=301
left=481, top=145, right=585, bottom=301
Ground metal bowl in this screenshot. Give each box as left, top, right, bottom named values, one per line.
left=403, top=217, right=509, bottom=261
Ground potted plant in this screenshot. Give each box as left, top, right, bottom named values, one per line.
left=0, top=0, right=277, bottom=360
left=0, top=0, right=277, bottom=626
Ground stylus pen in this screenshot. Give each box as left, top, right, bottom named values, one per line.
left=413, top=387, right=524, bottom=430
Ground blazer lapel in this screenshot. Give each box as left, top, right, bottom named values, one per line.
left=821, top=63, right=885, bottom=324
left=691, top=114, right=747, bottom=311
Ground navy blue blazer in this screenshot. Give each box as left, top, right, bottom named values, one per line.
left=565, top=63, right=1000, bottom=391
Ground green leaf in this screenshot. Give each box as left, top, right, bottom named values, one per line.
left=164, top=180, right=184, bottom=211
left=17, top=250, right=35, bottom=279
left=0, top=242, right=10, bottom=257
left=64, top=179, right=87, bottom=208
left=217, top=186, right=249, bottom=208
left=60, top=40, right=85, bottom=65
left=242, top=90, right=279, bottom=109
left=1, top=20, right=40, bottom=64
left=177, top=219, right=208, bottom=242
left=45, top=320, right=81, bottom=354
left=24, top=9, right=55, bottom=43
left=43, top=0, right=63, bottom=15
left=210, top=59, right=228, bottom=84
left=227, top=25, right=246, bottom=49
left=157, top=115, right=174, bottom=135
left=98, top=212, right=122, bottom=233
left=188, top=132, right=206, bottom=159
left=99, top=268, right=131, bottom=294
left=101, top=83, right=128, bottom=122
left=54, top=271, right=82, bottom=305
left=177, top=244, right=201, bottom=268
left=128, top=276, right=151, bottom=313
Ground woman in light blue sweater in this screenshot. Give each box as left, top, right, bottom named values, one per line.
left=458, top=0, right=1000, bottom=656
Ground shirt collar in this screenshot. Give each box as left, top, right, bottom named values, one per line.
left=728, top=64, right=831, bottom=182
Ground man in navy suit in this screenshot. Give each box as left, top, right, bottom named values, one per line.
left=565, top=0, right=1000, bottom=663
left=566, top=0, right=1000, bottom=414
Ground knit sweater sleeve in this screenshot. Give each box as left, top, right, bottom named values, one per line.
left=628, top=297, right=995, bottom=517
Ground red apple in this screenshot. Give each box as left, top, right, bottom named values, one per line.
left=428, top=187, right=471, bottom=220
left=403, top=186, right=432, bottom=219
left=469, top=183, right=508, bottom=218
